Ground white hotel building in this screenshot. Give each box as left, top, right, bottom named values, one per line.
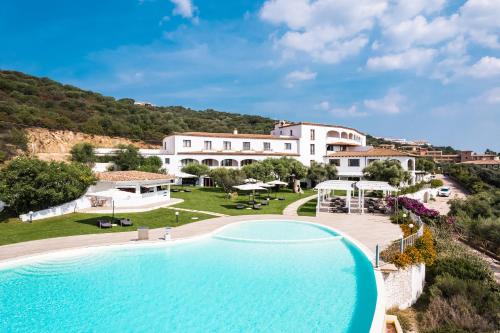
left=97, top=121, right=417, bottom=186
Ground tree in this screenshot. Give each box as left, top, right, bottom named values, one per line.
left=0, top=157, right=96, bottom=214
left=416, top=157, right=436, bottom=173
left=241, top=161, right=275, bottom=182
left=363, top=160, right=411, bottom=186
left=137, top=156, right=163, bottom=173
left=307, top=162, right=337, bottom=185
left=263, top=157, right=307, bottom=183
left=70, top=142, right=96, bottom=164
left=209, top=168, right=246, bottom=194
left=113, top=144, right=142, bottom=171
left=181, top=162, right=209, bottom=178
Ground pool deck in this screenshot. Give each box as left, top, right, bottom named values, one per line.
left=0, top=214, right=401, bottom=263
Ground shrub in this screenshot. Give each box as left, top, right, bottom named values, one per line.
left=181, top=162, right=210, bottom=178
left=386, top=307, right=415, bottom=331
left=427, top=255, right=493, bottom=284
left=70, top=142, right=96, bottom=164
left=0, top=157, right=96, bottom=214
left=416, top=227, right=437, bottom=266
left=430, top=179, right=444, bottom=188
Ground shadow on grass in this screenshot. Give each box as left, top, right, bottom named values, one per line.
left=0, top=210, right=16, bottom=223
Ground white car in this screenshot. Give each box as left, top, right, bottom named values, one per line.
left=438, top=187, right=451, bottom=197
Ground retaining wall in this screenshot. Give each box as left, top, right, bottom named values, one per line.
left=383, top=263, right=426, bottom=309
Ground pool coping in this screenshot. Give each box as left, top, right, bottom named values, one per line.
left=0, top=218, right=386, bottom=333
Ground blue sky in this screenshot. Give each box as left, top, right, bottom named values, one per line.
left=1, top=0, right=499, bottom=151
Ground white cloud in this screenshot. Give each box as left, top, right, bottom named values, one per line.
left=384, top=15, right=459, bottom=50
left=473, top=87, right=500, bottom=104
left=467, top=56, right=500, bottom=78
left=260, top=0, right=386, bottom=63
left=284, top=69, right=317, bottom=87
left=363, top=89, right=405, bottom=114
left=330, top=105, right=367, bottom=118
left=367, top=48, right=436, bottom=71
left=381, top=0, right=447, bottom=24
left=170, top=0, right=196, bottom=18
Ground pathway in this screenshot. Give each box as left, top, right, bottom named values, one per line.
left=282, top=194, right=316, bottom=216
left=426, top=175, right=499, bottom=283
left=0, top=214, right=401, bottom=263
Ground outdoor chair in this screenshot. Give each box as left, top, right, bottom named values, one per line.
left=117, top=218, right=133, bottom=227
left=253, top=203, right=262, bottom=210
left=183, top=189, right=192, bottom=192
left=261, top=200, right=269, bottom=206
left=236, top=204, right=246, bottom=209
left=97, top=219, right=112, bottom=229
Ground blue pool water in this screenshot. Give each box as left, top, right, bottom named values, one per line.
left=0, top=221, right=378, bottom=332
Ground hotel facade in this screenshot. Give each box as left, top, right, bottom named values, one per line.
left=96, top=121, right=417, bottom=185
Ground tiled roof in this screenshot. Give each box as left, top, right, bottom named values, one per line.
left=97, top=171, right=174, bottom=182
left=170, top=132, right=298, bottom=140
left=178, top=151, right=300, bottom=156
left=326, top=148, right=414, bottom=158
left=276, top=122, right=365, bottom=135
left=464, top=159, right=500, bottom=164
left=327, top=141, right=362, bottom=146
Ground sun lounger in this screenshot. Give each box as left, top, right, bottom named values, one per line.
left=253, top=204, right=262, bottom=210
left=117, top=218, right=133, bottom=226
left=98, top=220, right=112, bottom=228
left=236, top=204, right=246, bottom=209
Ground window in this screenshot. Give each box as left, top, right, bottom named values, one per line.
left=223, top=141, right=231, bottom=150
left=285, top=143, right=292, bottom=150
left=243, top=142, right=251, bottom=150
left=183, top=140, right=191, bottom=148
left=204, top=141, right=212, bottom=150
left=263, top=142, right=271, bottom=151
left=310, top=144, right=315, bottom=155
left=368, top=158, right=379, bottom=164
left=289, top=130, right=293, bottom=136
left=310, top=129, right=315, bottom=140
left=348, top=159, right=360, bottom=167
left=329, top=159, right=340, bottom=166
left=164, top=158, right=170, bottom=165
left=163, top=142, right=167, bottom=150
left=280, top=130, right=283, bottom=135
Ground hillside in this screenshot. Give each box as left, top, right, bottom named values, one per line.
left=0, top=70, right=276, bottom=161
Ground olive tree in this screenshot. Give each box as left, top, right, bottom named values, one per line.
left=209, top=168, right=246, bottom=195
left=181, top=162, right=210, bottom=178
left=70, top=142, right=96, bottom=164
left=307, top=162, right=337, bottom=186
left=363, top=160, right=411, bottom=186
left=0, top=157, right=97, bottom=214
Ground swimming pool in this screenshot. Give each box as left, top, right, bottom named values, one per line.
left=0, top=220, right=379, bottom=332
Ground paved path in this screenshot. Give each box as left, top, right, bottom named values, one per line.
left=166, top=206, right=228, bottom=217
left=78, top=198, right=184, bottom=214
left=282, top=194, right=316, bottom=216
left=0, top=214, right=401, bottom=263
left=426, top=175, right=499, bottom=283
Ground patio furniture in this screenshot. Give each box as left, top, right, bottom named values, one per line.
left=171, top=189, right=180, bottom=192
left=97, top=219, right=112, bottom=229
left=277, top=197, right=285, bottom=201
left=235, top=204, right=246, bottom=209
left=183, top=189, right=192, bottom=193
left=261, top=200, right=269, bottom=206
left=138, top=226, right=149, bottom=240
left=117, top=218, right=133, bottom=227
left=253, top=203, right=262, bottom=210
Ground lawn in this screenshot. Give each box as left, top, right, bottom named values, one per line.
left=297, top=198, right=317, bottom=216
left=0, top=209, right=211, bottom=246
left=171, top=186, right=313, bottom=216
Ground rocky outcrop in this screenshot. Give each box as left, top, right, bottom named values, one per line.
left=25, top=127, right=160, bottom=161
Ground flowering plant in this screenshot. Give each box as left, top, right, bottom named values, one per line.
left=386, top=196, right=440, bottom=218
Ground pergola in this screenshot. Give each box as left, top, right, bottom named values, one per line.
left=315, top=180, right=356, bottom=214
left=355, top=181, right=398, bottom=214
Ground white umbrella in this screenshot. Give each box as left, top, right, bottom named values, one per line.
left=233, top=183, right=266, bottom=202
left=244, top=178, right=258, bottom=183
left=266, top=180, right=288, bottom=198
left=174, top=171, right=197, bottom=178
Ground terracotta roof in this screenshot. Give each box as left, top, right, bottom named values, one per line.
left=170, top=132, right=298, bottom=140
left=460, top=160, right=500, bottom=165
left=97, top=171, right=174, bottom=182
left=327, top=141, right=361, bottom=146
left=178, top=151, right=300, bottom=156
left=326, top=148, right=415, bottom=158
left=276, top=122, right=365, bottom=136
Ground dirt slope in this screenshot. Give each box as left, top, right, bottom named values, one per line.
left=25, top=127, right=160, bottom=161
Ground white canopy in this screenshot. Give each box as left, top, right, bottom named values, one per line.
left=355, top=181, right=398, bottom=192
left=233, top=184, right=267, bottom=191
left=174, top=171, right=197, bottom=178
left=315, top=180, right=356, bottom=191
left=86, top=189, right=134, bottom=200
left=244, top=178, right=259, bottom=183
left=267, top=180, right=288, bottom=186
left=254, top=182, right=274, bottom=188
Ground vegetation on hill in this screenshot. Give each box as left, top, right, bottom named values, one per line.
left=0, top=70, right=276, bottom=161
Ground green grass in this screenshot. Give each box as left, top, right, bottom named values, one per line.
left=171, top=186, right=313, bottom=216
left=297, top=198, right=317, bottom=216
left=0, top=209, right=211, bottom=246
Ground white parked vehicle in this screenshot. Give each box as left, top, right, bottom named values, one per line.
left=438, top=187, right=451, bottom=197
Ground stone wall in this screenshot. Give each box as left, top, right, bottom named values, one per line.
left=383, top=263, right=426, bottom=309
